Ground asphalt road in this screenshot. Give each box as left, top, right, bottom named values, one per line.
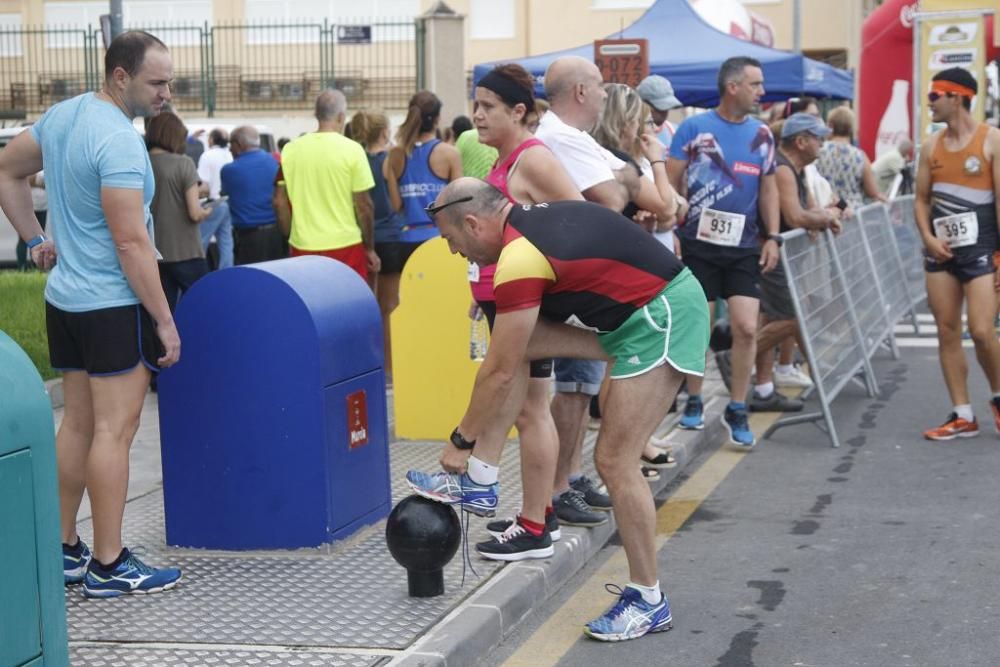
left=486, top=346, right=1000, bottom=667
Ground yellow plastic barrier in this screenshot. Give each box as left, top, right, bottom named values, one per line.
left=392, top=237, right=483, bottom=440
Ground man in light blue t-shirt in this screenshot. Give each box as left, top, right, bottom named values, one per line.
left=666, top=56, right=782, bottom=450
left=0, top=30, right=183, bottom=599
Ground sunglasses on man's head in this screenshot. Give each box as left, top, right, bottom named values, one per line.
left=927, top=91, right=956, bottom=103
left=425, top=195, right=474, bottom=217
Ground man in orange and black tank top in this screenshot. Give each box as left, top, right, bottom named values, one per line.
left=915, top=67, right=1000, bottom=441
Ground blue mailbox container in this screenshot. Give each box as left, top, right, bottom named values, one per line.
left=159, top=256, right=391, bottom=550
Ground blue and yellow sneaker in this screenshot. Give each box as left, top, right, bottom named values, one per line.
left=63, top=538, right=92, bottom=585
left=405, top=470, right=499, bottom=517
left=584, top=584, right=673, bottom=642
left=82, top=548, right=182, bottom=598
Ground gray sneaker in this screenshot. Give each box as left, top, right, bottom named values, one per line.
left=570, top=475, right=612, bottom=511
left=749, top=389, right=804, bottom=413
left=554, top=488, right=608, bottom=527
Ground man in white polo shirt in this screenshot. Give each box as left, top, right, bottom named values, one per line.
left=534, top=55, right=641, bottom=528
left=197, top=127, right=234, bottom=269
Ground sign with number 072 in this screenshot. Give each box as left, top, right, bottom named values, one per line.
left=593, top=39, right=649, bottom=89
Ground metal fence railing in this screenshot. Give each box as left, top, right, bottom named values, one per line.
left=886, top=195, right=927, bottom=317
left=763, top=196, right=926, bottom=449
left=0, top=20, right=419, bottom=116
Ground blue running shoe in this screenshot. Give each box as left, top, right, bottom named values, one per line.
left=405, top=470, right=499, bottom=517
left=679, top=395, right=704, bottom=430
left=584, top=584, right=673, bottom=642
left=82, top=548, right=182, bottom=598
left=723, top=405, right=755, bottom=449
left=63, top=539, right=92, bottom=585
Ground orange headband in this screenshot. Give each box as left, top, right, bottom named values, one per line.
left=931, top=80, right=976, bottom=98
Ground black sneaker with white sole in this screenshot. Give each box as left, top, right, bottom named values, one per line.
left=554, top=488, right=608, bottom=527
left=487, top=512, right=561, bottom=542
left=476, top=522, right=554, bottom=561
left=570, top=475, right=612, bottom=511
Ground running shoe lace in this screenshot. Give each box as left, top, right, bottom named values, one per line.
left=601, top=584, right=633, bottom=620
left=459, top=509, right=479, bottom=586
left=125, top=547, right=155, bottom=575
left=497, top=522, right=527, bottom=543
left=729, top=409, right=750, bottom=431
left=566, top=488, right=592, bottom=512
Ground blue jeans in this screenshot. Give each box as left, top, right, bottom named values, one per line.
left=554, top=358, right=606, bottom=396
left=200, top=201, right=233, bottom=270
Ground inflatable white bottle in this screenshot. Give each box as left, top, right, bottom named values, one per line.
left=875, top=79, right=910, bottom=160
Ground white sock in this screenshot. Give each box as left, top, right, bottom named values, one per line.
left=466, top=456, right=498, bottom=486
left=627, top=581, right=662, bottom=605
left=755, top=382, right=775, bottom=398
left=776, top=363, right=796, bottom=375
left=954, top=404, right=974, bottom=421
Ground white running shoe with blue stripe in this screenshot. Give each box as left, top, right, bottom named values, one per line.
left=584, top=584, right=673, bottom=642
left=405, top=470, right=499, bottom=517
left=63, top=539, right=92, bottom=585
left=82, top=548, right=182, bottom=598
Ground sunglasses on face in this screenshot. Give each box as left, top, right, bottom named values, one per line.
left=927, top=91, right=956, bottom=103
left=425, top=195, right=474, bottom=217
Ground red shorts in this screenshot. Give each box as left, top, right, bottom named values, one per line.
left=289, top=243, right=367, bottom=279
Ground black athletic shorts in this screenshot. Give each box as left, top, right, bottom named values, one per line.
left=477, top=300, right=553, bottom=379
left=758, top=263, right=796, bottom=321
left=924, top=249, right=999, bottom=284
left=375, top=241, right=422, bottom=274
left=46, top=302, right=162, bottom=376
left=679, top=237, right=761, bottom=301
left=924, top=204, right=999, bottom=283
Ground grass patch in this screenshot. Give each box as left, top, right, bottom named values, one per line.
left=0, top=270, right=56, bottom=380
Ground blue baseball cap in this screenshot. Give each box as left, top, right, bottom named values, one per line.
left=781, top=112, right=832, bottom=140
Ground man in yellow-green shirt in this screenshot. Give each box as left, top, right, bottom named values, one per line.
left=455, top=128, right=498, bottom=179
left=274, top=89, right=377, bottom=279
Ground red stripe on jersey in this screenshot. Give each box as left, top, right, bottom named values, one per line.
left=547, top=256, right=666, bottom=307
left=495, top=277, right=552, bottom=313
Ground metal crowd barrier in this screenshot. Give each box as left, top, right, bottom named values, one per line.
left=763, top=197, right=927, bottom=448
left=886, top=195, right=927, bottom=316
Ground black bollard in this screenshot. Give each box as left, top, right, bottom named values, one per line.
left=386, top=495, right=461, bottom=597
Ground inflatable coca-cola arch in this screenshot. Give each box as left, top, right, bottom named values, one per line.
left=860, top=0, right=1000, bottom=160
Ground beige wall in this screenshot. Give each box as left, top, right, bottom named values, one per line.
left=747, top=0, right=863, bottom=69
left=451, top=0, right=862, bottom=73
left=10, top=0, right=863, bottom=68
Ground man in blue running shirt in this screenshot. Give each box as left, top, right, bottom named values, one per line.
left=667, top=57, right=782, bottom=449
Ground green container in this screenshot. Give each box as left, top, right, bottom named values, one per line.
left=0, top=330, right=68, bottom=667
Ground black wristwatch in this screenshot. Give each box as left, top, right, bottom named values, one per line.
left=450, top=428, right=476, bottom=451
left=767, top=234, right=784, bottom=247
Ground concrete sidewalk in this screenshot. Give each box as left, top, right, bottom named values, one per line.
left=59, top=371, right=728, bottom=667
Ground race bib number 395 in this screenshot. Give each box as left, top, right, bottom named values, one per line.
left=933, top=211, right=978, bottom=249
left=697, top=208, right=746, bottom=247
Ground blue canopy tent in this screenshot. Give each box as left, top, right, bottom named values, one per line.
left=472, top=0, right=853, bottom=107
